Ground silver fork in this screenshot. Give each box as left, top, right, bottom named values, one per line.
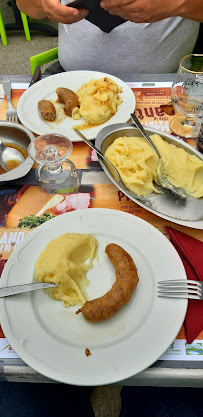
left=3, top=80, right=18, bottom=123
left=158, top=280, right=203, bottom=300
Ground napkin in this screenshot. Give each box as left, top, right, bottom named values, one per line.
left=67, top=0, right=126, bottom=32
left=165, top=226, right=203, bottom=344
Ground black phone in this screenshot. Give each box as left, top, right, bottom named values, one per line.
left=66, top=0, right=126, bottom=33
left=67, top=0, right=87, bottom=9
left=66, top=0, right=98, bottom=11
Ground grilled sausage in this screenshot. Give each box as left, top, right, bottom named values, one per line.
left=76, top=243, right=139, bottom=322
left=38, top=100, right=56, bottom=121
left=56, top=87, right=79, bottom=117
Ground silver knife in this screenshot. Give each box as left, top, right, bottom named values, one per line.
left=0, top=282, right=58, bottom=298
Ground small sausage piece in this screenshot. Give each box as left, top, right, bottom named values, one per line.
left=76, top=243, right=139, bottom=322
left=38, top=100, right=56, bottom=121
left=85, top=348, right=91, bottom=357
left=56, top=88, right=79, bottom=117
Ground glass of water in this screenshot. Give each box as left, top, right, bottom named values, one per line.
left=170, top=54, right=203, bottom=138
left=28, top=133, right=79, bottom=194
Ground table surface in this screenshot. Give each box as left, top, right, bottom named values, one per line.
left=0, top=73, right=203, bottom=386
left=0, top=74, right=176, bottom=83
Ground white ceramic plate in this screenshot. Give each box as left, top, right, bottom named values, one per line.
left=17, top=71, right=136, bottom=142
left=0, top=209, right=187, bottom=385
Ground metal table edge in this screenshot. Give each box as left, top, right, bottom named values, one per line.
left=1, top=364, right=203, bottom=386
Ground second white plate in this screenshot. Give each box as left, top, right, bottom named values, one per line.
left=17, top=71, right=136, bottom=141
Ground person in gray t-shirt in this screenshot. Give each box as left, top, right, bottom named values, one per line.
left=17, top=0, right=202, bottom=74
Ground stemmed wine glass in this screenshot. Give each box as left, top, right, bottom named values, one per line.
left=170, top=54, right=203, bottom=138
left=28, top=133, right=79, bottom=194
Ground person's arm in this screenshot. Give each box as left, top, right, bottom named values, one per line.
left=180, top=0, right=203, bottom=22
left=100, top=0, right=203, bottom=23
left=16, top=0, right=46, bottom=19
left=16, top=0, right=88, bottom=24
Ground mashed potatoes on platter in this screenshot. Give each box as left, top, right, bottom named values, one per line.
left=104, top=134, right=203, bottom=198
left=34, top=233, right=98, bottom=307
left=75, top=77, right=122, bottom=125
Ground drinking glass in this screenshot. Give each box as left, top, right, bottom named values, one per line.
left=170, top=54, right=203, bottom=138
left=28, top=133, right=79, bottom=194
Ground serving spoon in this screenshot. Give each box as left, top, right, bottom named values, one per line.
left=131, top=113, right=187, bottom=202
left=74, top=129, right=151, bottom=205
left=0, top=139, right=25, bottom=171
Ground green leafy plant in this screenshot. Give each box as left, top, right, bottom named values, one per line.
left=18, top=213, right=55, bottom=228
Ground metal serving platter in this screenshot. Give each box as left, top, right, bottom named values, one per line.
left=0, top=121, right=35, bottom=182
left=95, top=123, right=203, bottom=229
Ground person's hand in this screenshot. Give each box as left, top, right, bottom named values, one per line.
left=100, top=0, right=181, bottom=23
left=41, top=0, right=89, bottom=24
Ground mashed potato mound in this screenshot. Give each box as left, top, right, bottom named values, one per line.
left=104, top=136, right=160, bottom=196
left=76, top=77, right=122, bottom=125
left=104, top=134, right=203, bottom=198
left=152, top=134, right=203, bottom=198
left=34, top=233, right=98, bottom=307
